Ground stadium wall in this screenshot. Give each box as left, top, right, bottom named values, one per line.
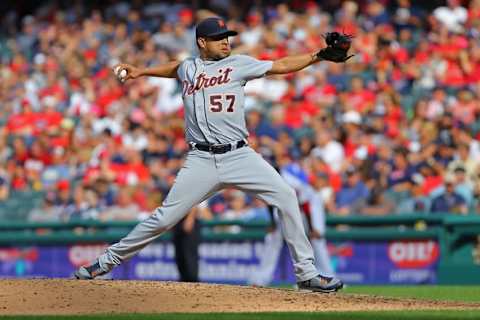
left=0, top=216, right=478, bottom=284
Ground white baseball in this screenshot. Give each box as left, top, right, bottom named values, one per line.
left=119, top=69, right=128, bottom=79
left=114, top=66, right=127, bottom=80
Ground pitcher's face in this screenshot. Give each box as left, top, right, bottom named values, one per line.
left=198, top=35, right=231, bottom=60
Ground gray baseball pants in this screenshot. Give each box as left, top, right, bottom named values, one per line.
left=312, top=238, right=335, bottom=277
left=98, top=146, right=319, bottom=282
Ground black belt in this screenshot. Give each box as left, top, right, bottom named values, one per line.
left=189, top=140, right=247, bottom=154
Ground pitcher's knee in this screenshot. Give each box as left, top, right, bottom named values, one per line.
left=268, top=184, right=302, bottom=215
left=153, top=206, right=189, bottom=229
left=152, top=208, right=177, bottom=229
left=277, top=184, right=298, bottom=203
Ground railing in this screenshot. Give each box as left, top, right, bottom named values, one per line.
left=0, top=213, right=474, bottom=244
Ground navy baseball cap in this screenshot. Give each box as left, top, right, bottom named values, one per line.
left=196, top=17, right=238, bottom=39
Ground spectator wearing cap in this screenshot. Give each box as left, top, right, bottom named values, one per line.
left=447, top=143, right=478, bottom=184
left=331, top=166, right=370, bottom=216
left=430, top=175, right=468, bottom=214
left=434, top=142, right=455, bottom=169
left=396, top=178, right=432, bottom=214
left=451, top=166, right=475, bottom=209
left=387, top=148, right=416, bottom=193
left=241, top=11, right=264, bottom=47
left=341, top=110, right=364, bottom=158
left=54, top=179, right=71, bottom=204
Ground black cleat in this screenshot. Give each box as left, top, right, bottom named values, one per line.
left=297, top=275, right=344, bottom=293
left=74, top=261, right=108, bottom=280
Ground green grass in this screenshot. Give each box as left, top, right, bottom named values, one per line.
left=1, top=311, right=480, bottom=320
left=343, top=285, right=480, bottom=302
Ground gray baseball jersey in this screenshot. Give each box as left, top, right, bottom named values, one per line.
left=177, top=55, right=273, bottom=144
left=95, top=54, right=320, bottom=283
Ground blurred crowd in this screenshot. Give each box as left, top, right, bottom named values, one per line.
left=1, top=0, right=480, bottom=224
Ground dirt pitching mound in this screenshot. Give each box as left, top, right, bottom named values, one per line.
left=0, top=279, right=478, bottom=315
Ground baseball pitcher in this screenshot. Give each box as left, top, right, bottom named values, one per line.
left=75, top=17, right=352, bottom=292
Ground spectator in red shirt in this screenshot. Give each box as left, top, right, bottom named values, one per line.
left=302, top=71, right=336, bottom=108
left=11, top=137, right=29, bottom=165
left=346, top=77, right=376, bottom=113
left=10, top=163, right=29, bottom=191
left=383, top=93, right=404, bottom=134
left=28, top=139, right=52, bottom=166
left=6, top=101, right=37, bottom=136
left=111, top=148, right=150, bottom=187
left=36, top=98, right=64, bottom=134
left=418, top=162, right=445, bottom=197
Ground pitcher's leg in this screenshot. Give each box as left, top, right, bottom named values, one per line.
left=312, top=238, right=335, bottom=277
left=98, top=151, right=220, bottom=272
left=219, top=148, right=318, bottom=282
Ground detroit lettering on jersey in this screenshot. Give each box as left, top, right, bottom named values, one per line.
left=182, top=68, right=233, bottom=96
left=177, top=55, right=273, bottom=144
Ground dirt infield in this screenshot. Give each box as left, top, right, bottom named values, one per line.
left=0, top=279, right=478, bottom=315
